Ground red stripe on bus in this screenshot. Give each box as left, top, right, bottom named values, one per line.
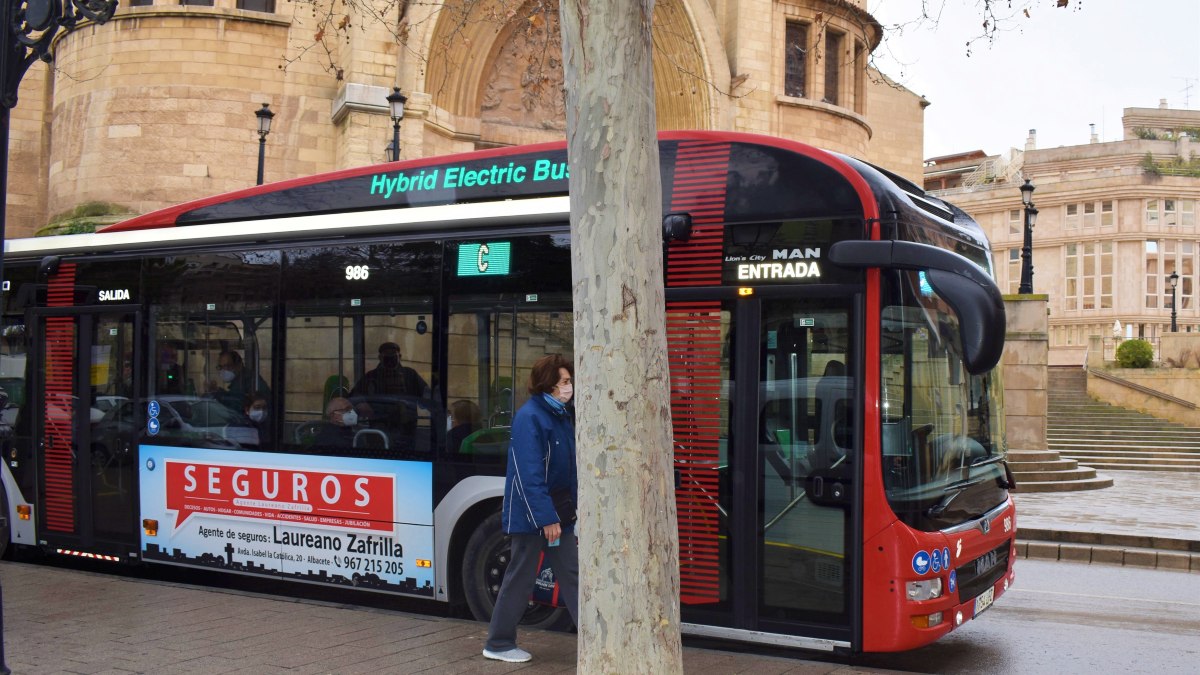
left=42, top=265, right=78, bottom=533
left=667, top=298, right=726, bottom=604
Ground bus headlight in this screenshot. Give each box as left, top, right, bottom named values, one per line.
left=906, top=578, right=943, bottom=601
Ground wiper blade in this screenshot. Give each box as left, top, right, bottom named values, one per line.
left=969, top=455, right=1005, bottom=468
left=926, top=476, right=986, bottom=518
left=944, top=475, right=986, bottom=492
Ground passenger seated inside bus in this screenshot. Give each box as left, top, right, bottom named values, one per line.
left=447, top=399, right=482, bottom=452
left=243, top=392, right=272, bottom=450
left=207, top=350, right=270, bottom=413
left=349, top=342, right=429, bottom=446
left=312, top=396, right=358, bottom=451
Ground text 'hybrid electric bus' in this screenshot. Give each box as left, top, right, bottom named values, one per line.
left=0, top=131, right=1016, bottom=653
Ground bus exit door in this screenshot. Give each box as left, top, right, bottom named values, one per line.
left=671, top=290, right=858, bottom=650
left=31, top=307, right=140, bottom=558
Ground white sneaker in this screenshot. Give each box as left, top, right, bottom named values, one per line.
left=482, top=647, right=533, bottom=663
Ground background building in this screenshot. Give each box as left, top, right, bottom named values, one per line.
left=926, top=102, right=1200, bottom=366
left=5, top=0, right=929, bottom=239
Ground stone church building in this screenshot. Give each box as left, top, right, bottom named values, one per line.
left=5, top=0, right=928, bottom=238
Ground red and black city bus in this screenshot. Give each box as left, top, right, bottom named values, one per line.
left=0, top=131, right=1015, bottom=652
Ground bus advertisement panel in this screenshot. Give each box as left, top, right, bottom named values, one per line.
left=138, top=445, right=435, bottom=597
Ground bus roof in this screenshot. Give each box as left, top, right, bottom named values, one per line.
left=99, top=131, right=875, bottom=232
left=5, top=131, right=987, bottom=259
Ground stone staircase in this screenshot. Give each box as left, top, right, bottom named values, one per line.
left=1007, top=449, right=1112, bottom=492
left=1005, top=367, right=1112, bottom=492
left=1048, top=367, right=1200, bottom=472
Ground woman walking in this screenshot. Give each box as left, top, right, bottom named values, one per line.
left=482, top=354, right=578, bottom=663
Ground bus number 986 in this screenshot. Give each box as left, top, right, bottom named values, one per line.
left=345, top=265, right=370, bottom=280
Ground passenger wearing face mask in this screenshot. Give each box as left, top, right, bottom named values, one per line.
left=243, top=393, right=272, bottom=450
left=483, top=354, right=578, bottom=664
left=209, top=350, right=271, bottom=413
left=313, top=396, right=358, bottom=451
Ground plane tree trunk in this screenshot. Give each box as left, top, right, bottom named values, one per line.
left=559, top=0, right=683, bottom=672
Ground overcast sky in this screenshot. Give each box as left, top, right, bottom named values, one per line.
left=867, top=0, right=1200, bottom=159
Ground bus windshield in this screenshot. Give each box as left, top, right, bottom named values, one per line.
left=880, top=269, right=1008, bottom=530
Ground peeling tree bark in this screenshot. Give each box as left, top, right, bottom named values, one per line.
left=559, top=0, right=683, bottom=672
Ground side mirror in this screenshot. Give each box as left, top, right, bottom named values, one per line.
left=829, top=240, right=1006, bottom=374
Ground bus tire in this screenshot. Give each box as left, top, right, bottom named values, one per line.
left=461, top=511, right=573, bottom=632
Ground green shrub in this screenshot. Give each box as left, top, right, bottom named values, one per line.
left=1115, top=338, right=1154, bottom=368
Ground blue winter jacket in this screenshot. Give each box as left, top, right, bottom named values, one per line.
left=501, top=395, right=577, bottom=535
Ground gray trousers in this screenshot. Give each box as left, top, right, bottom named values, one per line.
left=484, top=531, right=580, bottom=651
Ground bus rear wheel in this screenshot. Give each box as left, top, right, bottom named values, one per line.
left=461, top=511, right=573, bottom=632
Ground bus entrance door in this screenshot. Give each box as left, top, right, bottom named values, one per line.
left=31, top=307, right=140, bottom=559
left=670, top=294, right=856, bottom=649
left=755, top=298, right=855, bottom=643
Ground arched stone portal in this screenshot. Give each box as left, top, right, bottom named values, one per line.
left=420, top=0, right=726, bottom=149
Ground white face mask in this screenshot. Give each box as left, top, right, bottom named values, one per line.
left=219, top=369, right=236, bottom=384
left=340, top=410, right=358, bottom=427
left=554, top=384, right=573, bottom=404
left=447, top=416, right=455, bottom=432
left=248, top=409, right=266, bottom=423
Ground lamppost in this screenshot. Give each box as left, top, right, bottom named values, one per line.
left=1018, top=179, right=1038, bottom=294
left=386, top=86, right=407, bottom=162
left=1169, top=270, right=1180, bottom=332
left=1, top=4, right=119, bottom=673
left=254, top=103, right=274, bottom=185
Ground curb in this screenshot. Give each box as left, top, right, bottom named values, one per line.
left=1016, top=529, right=1200, bottom=572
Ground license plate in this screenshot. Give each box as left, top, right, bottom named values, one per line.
left=974, top=585, right=995, bottom=616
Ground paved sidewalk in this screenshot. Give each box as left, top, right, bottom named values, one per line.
left=1013, top=469, right=1200, bottom=570
left=1, top=471, right=1194, bottom=673
left=0, top=562, right=899, bottom=675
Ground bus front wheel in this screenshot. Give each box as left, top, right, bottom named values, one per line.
left=461, top=511, right=573, bottom=631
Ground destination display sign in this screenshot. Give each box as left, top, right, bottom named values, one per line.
left=721, top=220, right=858, bottom=286
left=177, top=149, right=573, bottom=225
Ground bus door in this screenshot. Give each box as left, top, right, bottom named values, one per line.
left=30, top=306, right=140, bottom=557
left=671, top=291, right=857, bottom=647
left=753, top=294, right=856, bottom=642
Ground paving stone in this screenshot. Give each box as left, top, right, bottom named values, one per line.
left=1123, top=549, right=1158, bottom=568
left=1058, top=544, right=1092, bottom=562
left=1014, top=541, right=1028, bottom=558
left=1024, top=541, right=1060, bottom=560
left=1156, top=551, right=1192, bottom=571
left=1089, top=547, right=1126, bottom=566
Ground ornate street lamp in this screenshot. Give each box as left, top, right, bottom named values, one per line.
left=1018, top=179, right=1037, bottom=294
left=386, top=86, right=407, bottom=162
left=0, top=0, right=119, bottom=282
left=1169, top=270, right=1180, bottom=332
left=1, top=4, right=120, bottom=669
left=255, top=103, right=274, bottom=186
